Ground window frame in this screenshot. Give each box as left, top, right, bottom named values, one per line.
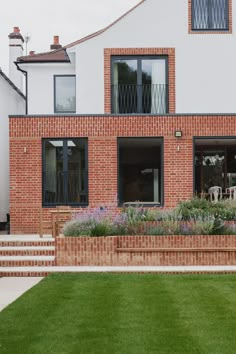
left=111, top=55, right=169, bottom=114
left=191, top=0, right=230, bottom=32
left=54, top=75, right=76, bottom=114
left=42, top=138, right=88, bottom=207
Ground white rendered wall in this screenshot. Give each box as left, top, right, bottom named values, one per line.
left=76, top=0, right=236, bottom=114
left=0, top=76, right=25, bottom=222
left=24, top=62, right=75, bottom=115
left=21, top=0, right=236, bottom=114
left=9, top=39, right=23, bottom=92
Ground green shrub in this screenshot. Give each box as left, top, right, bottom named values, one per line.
left=62, top=220, right=92, bottom=237
left=90, top=223, right=111, bottom=237
left=145, top=226, right=166, bottom=235
left=177, top=198, right=236, bottom=221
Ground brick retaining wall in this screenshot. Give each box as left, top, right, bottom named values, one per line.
left=55, top=235, right=236, bottom=266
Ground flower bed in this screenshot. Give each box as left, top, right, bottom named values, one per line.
left=56, top=199, right=236, bottom=266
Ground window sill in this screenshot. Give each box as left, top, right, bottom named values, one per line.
left=121, top=202, right=162, bottom=208
left=189, top=29, right=231, bottom=34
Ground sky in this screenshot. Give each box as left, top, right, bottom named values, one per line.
left=0, top=0, right=140, bottom=75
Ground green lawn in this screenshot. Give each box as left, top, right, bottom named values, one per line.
left=1, top=274, right=236, bottom=354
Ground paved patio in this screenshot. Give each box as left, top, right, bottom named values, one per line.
left=0, top=277, right=43, bottom=311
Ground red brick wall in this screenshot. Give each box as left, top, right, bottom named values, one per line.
left=56, top=235, right=236, bottom=266
left=9, top=114, right=236, bottom=233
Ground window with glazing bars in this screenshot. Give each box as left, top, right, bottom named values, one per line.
left=192, top=0, right=229, bottom=30
left=42, top=138, right=88, bottom=206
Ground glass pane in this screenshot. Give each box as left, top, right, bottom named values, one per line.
left=119, top=138, right=162, bottom=203
left=192, top=0, right=208, bottom=29
left=67, top=139, right=87, bottom=204
left=55, top=76, right=76, bottom=113
left=196, top=150, right=225, bottom=192
left=194, top=152, right=202, bottom=193
left=226, top=148, right=236, bottom=187
left=142, top=59, right=166, bottom=114
left=112, top=59, right=137, bottom=113
left=44, top=140, right=64, bottom=204
left=211, top=0, right=228, bottom=29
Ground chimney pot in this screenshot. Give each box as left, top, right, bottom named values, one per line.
left=50, top=35, right=62, bottom=50
left=54, top=36, right=59, bottom=45
left=14, top=27, right=20, bottom=33
left=29, top=50, right=35, bottom=56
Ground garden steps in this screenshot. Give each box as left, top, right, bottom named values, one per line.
left=0, top=235, right=55, bottom=271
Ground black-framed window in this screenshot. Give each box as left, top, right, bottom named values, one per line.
left=192, top=0, right=229, bottom=30
left=54, top=75, right=76, bottom=113
left=42, top=138, right=88, bottom=206
left=111, top=56, right=168, bottom=114
left=118, top=137, right=163, bottom=205
left=194, top=137, right=236, bottom=193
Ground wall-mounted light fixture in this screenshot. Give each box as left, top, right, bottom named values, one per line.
left=175, top=130, right=182, bottom=138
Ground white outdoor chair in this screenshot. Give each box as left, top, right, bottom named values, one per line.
left=208, top=186, right=222, bottom=202
left=226, top=186, right=236, bottom=200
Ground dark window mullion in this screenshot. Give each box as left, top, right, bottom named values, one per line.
left=208, top=0, right=212, bottom=29
left=225, top=0, right=229, bottom=29
left=63, top=140, right=68, bottom=204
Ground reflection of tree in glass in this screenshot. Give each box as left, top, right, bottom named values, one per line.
left=203, top=154, right=225, bottom=189
left=117, top=62, right=137, bottom=84
left=116, top=62, right=152, bottom=113
left=56, top=96, right=76, bottom=112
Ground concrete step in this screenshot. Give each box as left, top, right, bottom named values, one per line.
left=0, top=235, right=55, bottom=248
left=0, top=235, right=54, bottom=242
left=0, top=246, right=55, bottom=256
left=1, top=265, right=236, bottom=277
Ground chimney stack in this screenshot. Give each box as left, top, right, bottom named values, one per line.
left=29, top=51, right=35, bottom=56
left=50, top=35, right=62, bottom=50
left=8, top=27, right=24, bottom=91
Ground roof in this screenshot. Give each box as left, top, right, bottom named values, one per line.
left=17, top=48, right=70, bottom=63
left=17, top=0, right=145, bottom=63
left=65, top=0, right=145, bottom=49
left=0, top=69, right=25, bottom=99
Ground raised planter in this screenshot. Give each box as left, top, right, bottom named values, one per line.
left=55, top=235, right=236, bottom=266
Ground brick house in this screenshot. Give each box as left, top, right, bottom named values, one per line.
left=10, top=0, right=236, bottom=234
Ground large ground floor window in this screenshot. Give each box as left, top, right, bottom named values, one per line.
left=118, top=138, right=163, bottom=205
left=194, top=138, right=236, bottom=193
left=42, top=138, right=88, bottom=206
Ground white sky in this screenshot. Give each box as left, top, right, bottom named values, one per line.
left=0, top=0, right=140, bottom=74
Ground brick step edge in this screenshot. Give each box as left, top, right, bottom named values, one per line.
left=0, top=250, right=55, bottom=256
left=0, top=271, right=50, bottom=277
left=0, top=241, right=55, bottom=247
left=0, top=261, right=55, bottom=267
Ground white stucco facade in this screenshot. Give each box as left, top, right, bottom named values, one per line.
left=0, top=72, right=25, bottom=222
left=18, top=0, right=236, bottom=115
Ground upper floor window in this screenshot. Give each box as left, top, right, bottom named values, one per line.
left=192, top=0, right=229, bottom=31
left=111, top=56, right=168, bottom=114
left=54, top=75, right=76, bottom=113
left=42, top=138, right=88, bottom=206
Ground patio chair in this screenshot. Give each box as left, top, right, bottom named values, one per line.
left=208, top=186, right=222, bottom=202
left=226, top=186, right=236, bottom=200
